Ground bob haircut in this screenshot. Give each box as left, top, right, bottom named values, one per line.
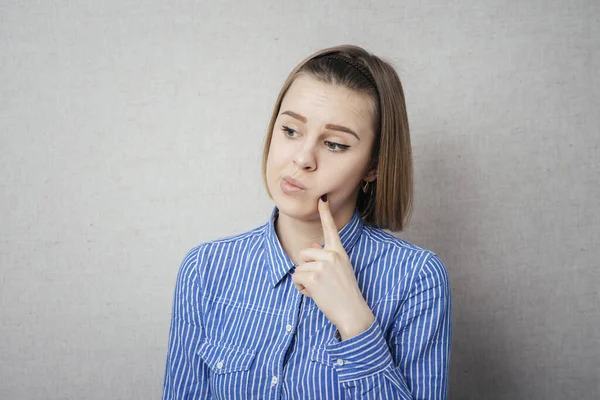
left=262, top=44, right=413, bottom=232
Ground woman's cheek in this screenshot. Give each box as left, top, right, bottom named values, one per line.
left=324, top=175, right=359, bottom=198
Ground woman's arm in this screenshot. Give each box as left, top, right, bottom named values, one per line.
left=293, top=197, right=452, bottom=398
left=163, top=246, right=211, bottom=400
left=325, top=253, right=452, bottom=399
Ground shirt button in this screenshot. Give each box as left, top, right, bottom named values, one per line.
left=285, top=324, right=293, bottom=333
left=271, top=376, right=279, bottom=386
left=216, top=360, right=224, bottom=369
left=336, top=359, right=345, bottom=366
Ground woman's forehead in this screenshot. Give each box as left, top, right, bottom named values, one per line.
left=280, top=74, right=375, bottom=133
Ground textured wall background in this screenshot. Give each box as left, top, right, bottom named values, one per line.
left=1, top=0, right=598, bottom=399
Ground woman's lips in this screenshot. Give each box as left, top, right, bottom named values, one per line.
left=281, top=177, right=306, bottom=195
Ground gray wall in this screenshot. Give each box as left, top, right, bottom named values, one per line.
left=1, top=1, right=598, bottom=399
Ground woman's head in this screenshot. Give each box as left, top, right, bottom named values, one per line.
left=263, top=45, right=412, bottom=232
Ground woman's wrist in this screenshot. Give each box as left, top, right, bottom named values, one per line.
left=336, top=301, right=375, bottom=341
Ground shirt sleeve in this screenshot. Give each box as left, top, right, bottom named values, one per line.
left=163, top=246, right=211, bottom=400
left=325, top=253, right=452, bottom=399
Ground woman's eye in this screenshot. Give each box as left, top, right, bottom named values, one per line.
left=281, top=125, right=349, bottom=153
left=281, top=125, right=299, bottom=138
left=325, top=141, right=350, bottom=152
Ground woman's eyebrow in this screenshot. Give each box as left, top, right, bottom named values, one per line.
left=281, top=110, right=307, bottom=123
left=324, top=123, right=360, bottom=141
left=280, top=110, right=360, bottom=141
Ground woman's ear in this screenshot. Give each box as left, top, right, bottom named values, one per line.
left=365, top=167, right=378, bottom=182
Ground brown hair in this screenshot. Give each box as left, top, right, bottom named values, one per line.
left=262, top=45, right=413, bottom=231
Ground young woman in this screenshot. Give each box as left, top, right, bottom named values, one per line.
left=163, top=45, right=452, bottom=399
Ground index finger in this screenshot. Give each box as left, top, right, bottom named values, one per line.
left=318, top=194, right=343, bottom=250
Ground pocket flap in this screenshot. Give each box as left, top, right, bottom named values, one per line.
left=197, top=340, right=256, bottom=374
left=309, top=345, right=332, bottom=366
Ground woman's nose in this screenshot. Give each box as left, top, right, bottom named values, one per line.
left=293, top=143, right=317, bottom=171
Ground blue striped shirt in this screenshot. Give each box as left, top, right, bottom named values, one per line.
left=163, top=207, right=452, bottom=399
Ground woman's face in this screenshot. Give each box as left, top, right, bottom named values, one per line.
left=266, top=73, right=378, bottom=222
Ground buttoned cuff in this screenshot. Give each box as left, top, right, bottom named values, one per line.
left=325, top=319, right=396, bottom=384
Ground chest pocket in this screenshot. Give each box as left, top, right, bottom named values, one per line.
left=197, top=340, right=256, bottom=374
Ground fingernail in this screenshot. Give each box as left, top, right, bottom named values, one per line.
left=320, top=194, right=328, bottom=202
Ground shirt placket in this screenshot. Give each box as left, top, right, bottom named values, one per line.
left=271, top=288, right=304, bottom=399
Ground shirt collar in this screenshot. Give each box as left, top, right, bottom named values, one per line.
left=263, top=206, right=364, bottom=288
